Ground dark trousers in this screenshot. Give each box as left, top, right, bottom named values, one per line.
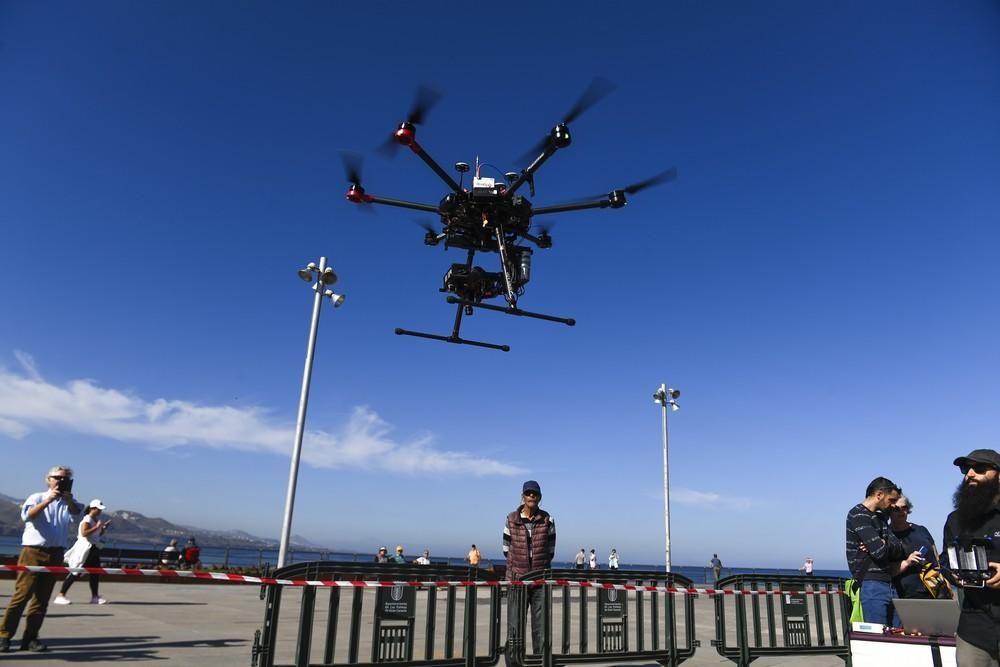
left=60, top=546, right=100, bottom=597
left=507, top=585, right=545, bottom=656
left=0, top=546, right=63, bottom=642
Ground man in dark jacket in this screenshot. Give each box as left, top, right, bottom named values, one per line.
left=846, top=476, right=910, bottom=627
left=503, top=480, right=556, bottom=656
left=944, top=449, right=1000, bottom=666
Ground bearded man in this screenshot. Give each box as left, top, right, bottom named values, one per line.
left=945, top=449, right=1000, bottom=666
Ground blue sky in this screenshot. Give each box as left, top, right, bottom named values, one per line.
left=1, top=1, right=998, bottom=569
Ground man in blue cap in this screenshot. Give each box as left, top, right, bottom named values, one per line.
left=503, top=480, right=556, bottom=657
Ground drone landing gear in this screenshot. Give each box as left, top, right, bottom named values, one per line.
left=394, top=328, right=510, bottom=352
left=445, top=297, right=576, bottom=326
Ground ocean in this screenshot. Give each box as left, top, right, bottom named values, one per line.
left=0, top=535, right=848, bottom=583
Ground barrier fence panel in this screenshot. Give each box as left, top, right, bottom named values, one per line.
left=711, top=574, right=851, bottom=667
left=506, top=568, right=699, bottom=667
left=251, top=562, right=502, bottom=667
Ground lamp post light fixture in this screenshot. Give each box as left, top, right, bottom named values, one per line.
left=277, top=256, right=345, bottom=569
left=653, top=383, right=680, bottom=573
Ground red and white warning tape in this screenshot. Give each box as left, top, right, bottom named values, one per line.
left=0, top=565, right=842, bottom=596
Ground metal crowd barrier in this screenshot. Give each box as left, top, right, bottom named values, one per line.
left=251, top=562, right=502, bottom=667
left=251, top=563, right=699, bottom=667
left=508, top=568, right=699, bottom=667
left=711, top=574, right=851, bottom=667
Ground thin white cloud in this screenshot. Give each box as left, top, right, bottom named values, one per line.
left=0, top=365, right=523, bottom=477
left=13, top=350, right=43, bottom=381
left=671, top=487, right=753, bottom=511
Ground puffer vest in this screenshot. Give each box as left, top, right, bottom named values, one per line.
left=506, top=508, right=552, bottom=578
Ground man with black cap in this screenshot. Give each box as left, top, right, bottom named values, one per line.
left=503, top=480, right=556, bottom=657
left=945, top=449, right=1000, bottom=666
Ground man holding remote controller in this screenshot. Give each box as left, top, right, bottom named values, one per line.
left=0, top=465, right=83, bottom=653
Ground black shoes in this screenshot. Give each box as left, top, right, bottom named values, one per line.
left=22, top=639, right=47, bottom=652
left=0, top=637, right=9, bottom=652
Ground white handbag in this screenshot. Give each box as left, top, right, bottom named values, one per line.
left=64, top=537, right=92, bottom=569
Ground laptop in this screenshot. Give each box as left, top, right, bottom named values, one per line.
left=892, top=598, right=960, bottom=636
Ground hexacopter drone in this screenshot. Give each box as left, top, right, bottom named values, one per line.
left=345, top=79, right=676, bottom=352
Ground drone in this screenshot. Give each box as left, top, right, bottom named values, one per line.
left=344, top=79, right=676, bottom=352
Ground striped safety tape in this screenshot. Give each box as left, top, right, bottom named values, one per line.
left=0, top=565, right=842, bottom=595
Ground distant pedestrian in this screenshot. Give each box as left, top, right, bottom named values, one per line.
left=710, top=554, right=723, bottom=584
left=414, top=550, right=431, bottom=565
left=181, top=538, right=201, bottom=569
left=608, top=548, right=620, bottom=570
left=503, top=480, right=555, bottom=655
left=0, top=465, right=83, bottom=653
left=800, top=557, right=814, bottom=576
left=466, top=544, right=481, bottom=567
left=588, top=549, right=598, bottom=570
left=161, top=539, right=180, bottom=567
left=54, top=499, right=109, bottom=605
left=390, top=545, right=406, bottom=564
left=374, top=546, right=389, bottom=563
left=575, top=549, right=586, bottom=569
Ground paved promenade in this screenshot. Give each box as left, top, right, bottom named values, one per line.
left=0, top=581, right=844, bottom=666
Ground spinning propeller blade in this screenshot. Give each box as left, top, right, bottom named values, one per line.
left=517, top=77, right=616, bottom=165
left=340, top=151, right=364, bottom=186
left=378, top=84, right=443, bottom=156
left=619, top=167, right=678, bottom=194
left=413, top=217, right=442, bottom=234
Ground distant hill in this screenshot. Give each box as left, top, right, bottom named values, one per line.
left=0, top=495, right=322, bottom=550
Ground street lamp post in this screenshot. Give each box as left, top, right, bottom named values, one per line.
left=277, top=256, right=346, bottom=569
left=653, top=383, right=680, bottom=573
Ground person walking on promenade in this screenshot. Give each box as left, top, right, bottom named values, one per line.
left=588, top=549, right=598, bottom=570
left=574, top=549, right=585, bottom=569
left=800, top=557, right=814, bottom=576
left=182, top=538, right=201, bottom=569
left=390, top=545, right=406, bottom=564
left=374, top=546, right=389, bottom=563
left=503, top=480, right=555, bottom=656
left=710, top=554, right=723, bottom=585
left=0, top=465, right=82, bottom=653
left=53, top=499, right=109, bottom=605
left=608, top=548, right=620, bottom=570
left=845, top=476, right=913, bottom=627
left=944, top=449, right=1000, bottom=664
left=161, top=538, right=180, bottom=567
left=466, top=544, right=481, bottom=567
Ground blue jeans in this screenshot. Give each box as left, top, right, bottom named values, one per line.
left=860, top=579, right=900, bottom=627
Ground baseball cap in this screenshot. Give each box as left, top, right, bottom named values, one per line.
left=87, top=498, right=106, bottom=511
left=954, top=449, right=1000, bottom=470
left=522, top=480, right=542, bottom=495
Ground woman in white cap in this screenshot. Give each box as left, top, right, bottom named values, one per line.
left=53, top=499, right=110, bottom=605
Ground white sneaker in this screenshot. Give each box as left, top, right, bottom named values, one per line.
left=90, top=596, right=107, bottom=605
left=53, top=595, right=71, bottom=605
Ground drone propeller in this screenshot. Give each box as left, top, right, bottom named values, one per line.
left=579, top=167, right=678, bottom=200
left=518, top=77, right=617, bottom=164
left=340, top=151, right=365, bottom=187
left=378, top=84, right=443, bottom=156
left=412, top=217, right=442, bottom=234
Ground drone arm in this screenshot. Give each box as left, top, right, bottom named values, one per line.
left=408, top=141, right=463, bottom=193
left=531, top=199, right=611, bottom=215
left=506, top=144, right=559, bottom=196
left=363, top=195, right=440, bottom=213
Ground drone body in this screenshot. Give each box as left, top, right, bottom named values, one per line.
left=344, top=80, right=675, bottom=352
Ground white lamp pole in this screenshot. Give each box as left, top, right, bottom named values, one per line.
left=653, top=383, right=680, bottom=573
left=277, top=256, right=345, bottom=569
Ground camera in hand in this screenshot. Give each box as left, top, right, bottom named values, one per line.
left=946, top=538, right=993, bottom=587
left=56, top=477, right=73, bottom=494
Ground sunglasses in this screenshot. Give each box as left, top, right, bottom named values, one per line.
left=48, top=476, right=68, bottom=481
left=889, top=506, right=909, bottom=513
left=523, top=490, right=540, bottom=498
left=960, top=463, right=994, bottom=475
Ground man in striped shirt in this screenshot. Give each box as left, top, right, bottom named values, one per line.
left=846, top=476, right=909, bottom=627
